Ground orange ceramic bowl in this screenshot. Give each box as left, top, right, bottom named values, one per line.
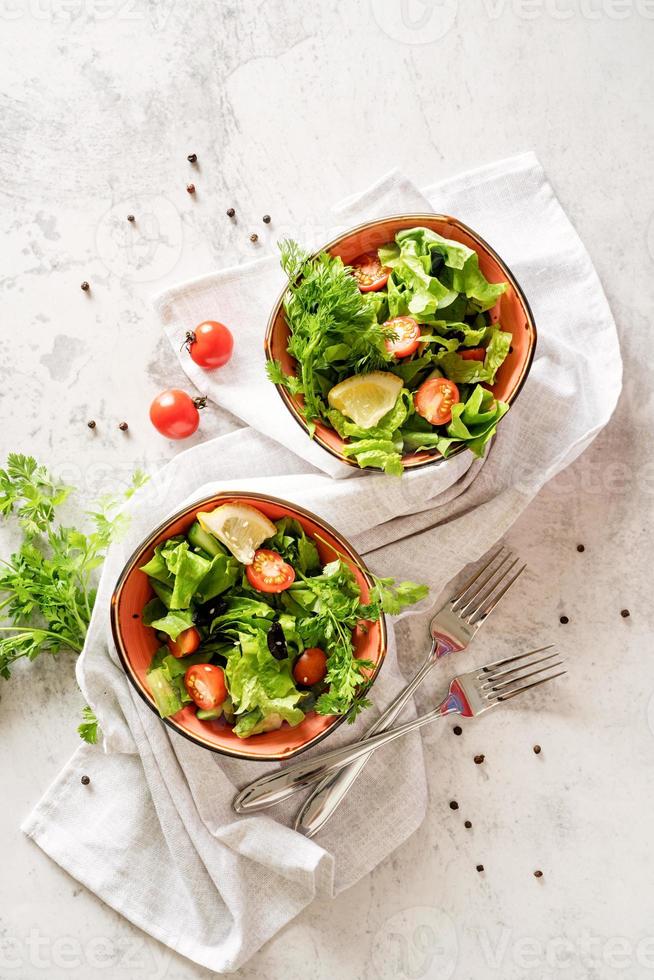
left=265, top=214, right=537, bottom=470
left=111, top=491, right=386, bottom=761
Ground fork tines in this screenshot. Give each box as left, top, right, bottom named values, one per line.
left=478, top=645, right=566, bottom=702
left=451, top=548, right=527, bottom=626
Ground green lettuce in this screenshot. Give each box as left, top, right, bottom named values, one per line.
left=401, top=385, right=509, bottom=458
left=226, top=630, right=305, bottom=737
left=435, top=328, right=512, bottom=384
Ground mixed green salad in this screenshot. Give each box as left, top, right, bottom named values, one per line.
left=140, top=501, right=427, bottom=737
left=267, top=228, right=513, bottom=475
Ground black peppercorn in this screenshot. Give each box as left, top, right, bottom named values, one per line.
left=464, top=820, right=472, bottom=829
left=81, top=775, right=90, bottom=785
left=534, top=869, right=543, bottom=878
left=474, top=754, right=485, bottom=765
left=187, top=153, right=197, bottom=163
left=559, top=615, right=569, bottom=625
left=127, top=214, right=135, bottom=222
left=186, top=183, right=195, bottom=194
left=81, top=281, right=90, bottom=291
left=449, top=800, right=459, bottom=811
left=476, top=864, right=484, bottom=873
left=577, top=544, right=585, bottom=552
left=621, top=609, right=630, bottom=618
left=118, top=421, right=129, bottom=431
left=249, top=233, right=258, bottom=243
left=533, top=744, right=541, bottom=755
left=226, top=208, right=235, bottom=218
left=262, top=214, right=271, bottom=224
left=87, top=420, right=96, bottom=429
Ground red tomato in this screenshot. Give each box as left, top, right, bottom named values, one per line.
left=167, top=626, right=201, bottom=658
left=293, top=648, right=327, bottom=687
left=149, top=390, right=206, bottom=440
left=246, top=549, right=296, bottom=593
left=184, top=663, right=227, bottom=710
left=184, top=321, right=233, bottom=369
left=384, top=316, right=421, bottom=358
left=350, top=251, right=390, bottom=292
left=415, top=378, right=460, bottom=426
left=459, top=348, right=486, bottom=361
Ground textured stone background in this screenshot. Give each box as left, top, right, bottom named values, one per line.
left=1, top=1, right=652, bottom=978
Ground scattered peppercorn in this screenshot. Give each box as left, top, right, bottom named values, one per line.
left=577, top=544, right=585, bottom=553
left=80, top=281, right=90, bottom=291
left=118, top=421, right=129, bottom=431
left=187, top=153, right=197, bottom=163
left=186, top=183, right=195, bottom=194
left=453, top=725, right=462, bottom=736
left=127, top=214, right=135, bottom=222
left=621, top=609, right=630, bottom=618
left=249, top=233, right=259, bottom=243
left=81, top=775, right=90, bottom=785
left=449, top=800, right=459, bottom=811
left=534, top=870, right=543, bottom=878
left=464, top=820, right=472, bottom=829
left=132, top=613, right=139, bottom=619
left=474, top=754, right=485, bottom=765
left=533, top=744, right=542, bottom=755
left=476, top=864, right=484, bottom=873
left=559, top=615, right=569, bottom=625
left=226, top=207, right=235, bottom=218
left=262, top=214, right=271, bottom=224
left=87, top=420, right=96, bottom=429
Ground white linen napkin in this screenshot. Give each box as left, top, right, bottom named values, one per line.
left=22, top=153, right=622, bottom=974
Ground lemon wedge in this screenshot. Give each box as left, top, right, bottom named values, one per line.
left=197, top=504, right=276, bottom=565
left=328, top=371, right=403, bottom=429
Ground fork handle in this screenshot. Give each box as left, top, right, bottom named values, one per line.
left=294, top=653, right=437, bottom=836
left=233, top=695, right=455, bottom=813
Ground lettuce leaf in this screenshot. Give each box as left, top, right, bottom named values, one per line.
left=226, top=630, right=305, bottom=737
left=435, top=329, right=512, bottom=384
left=401, top=385, right=509, bottom=458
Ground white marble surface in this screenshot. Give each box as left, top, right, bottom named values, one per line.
left=1, top=2, right=653, bottom=978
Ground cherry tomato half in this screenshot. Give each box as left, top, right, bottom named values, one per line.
left=184, top=663, right=227, bottom=711
left=293, top=648, right=327, bottom=687
left=246, top=549, right=296, bottom=593
left=149, top=389, right=206, bottom=440
left=184, top=321, right=234, bottom=369
left=167, top=626, right=201, bottom=658
left=415, top=378, right=460, bottom=426
left=459, top=347, right=486, bottom=361
left=350, top=251, right=390, bottom=292
left=384, top=316, right=421, bottom=358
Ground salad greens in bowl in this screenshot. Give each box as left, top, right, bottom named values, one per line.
left=111, top=492, right=428, bottom=760
left=265, top=215, right=536, bottom=475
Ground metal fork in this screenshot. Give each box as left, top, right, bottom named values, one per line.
left=294, top=548, right=526, bottom=836
left=233, top=645, right=565, bottom=812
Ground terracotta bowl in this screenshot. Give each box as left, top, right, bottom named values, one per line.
left=265, top=214, right=537, bottom=470
left=111, top=492, right=386, bottom=761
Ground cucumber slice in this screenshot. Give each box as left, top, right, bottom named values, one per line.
left=188, top=521, right=227, bottom=558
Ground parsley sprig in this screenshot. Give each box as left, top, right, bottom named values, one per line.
left=0, top=454, right=147, bottom=741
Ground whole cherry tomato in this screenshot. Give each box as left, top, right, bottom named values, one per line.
left=183, top=321, right=234, bottom=369
left=149, top=390, right=206, bottom=440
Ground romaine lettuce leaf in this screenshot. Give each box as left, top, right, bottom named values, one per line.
left=401, top=385, right=509, bottom=458
left=435, top=329, right=512, bottom=384
left=226, top=630, right=304, bottom=737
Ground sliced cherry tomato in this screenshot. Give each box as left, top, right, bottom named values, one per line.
left=245, top=549, right=296, bottom=593
left=384, top=316, right=421, bottom=358
left=183, top=321, right=233, bottom=369
left=167, top=626, right=201, bottom=658
left=149, top=389, right=206, bottom=440
left=184, top=663, right=227, bottom=711
left=350, top=251, right=390, bottom=292
left=293, top=648, right=327, bottom=687
left=415, top=377, right=460, bottom=426
left=459, top=347, right=486, bottom=361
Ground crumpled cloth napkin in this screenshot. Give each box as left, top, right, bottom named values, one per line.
left=22, top=153, right=621, bottom=974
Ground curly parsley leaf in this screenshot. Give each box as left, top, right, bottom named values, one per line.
left=77, top=705, right=99, bottom=744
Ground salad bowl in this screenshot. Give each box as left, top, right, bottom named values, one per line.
left=264, top=213, right=537, bottom=470
left=111, top=492, right=387, bottom=761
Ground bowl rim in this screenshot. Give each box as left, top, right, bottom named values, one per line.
left=264, top=212, right=537, bottom=470
left=110, top=490, right=388, bottom=761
